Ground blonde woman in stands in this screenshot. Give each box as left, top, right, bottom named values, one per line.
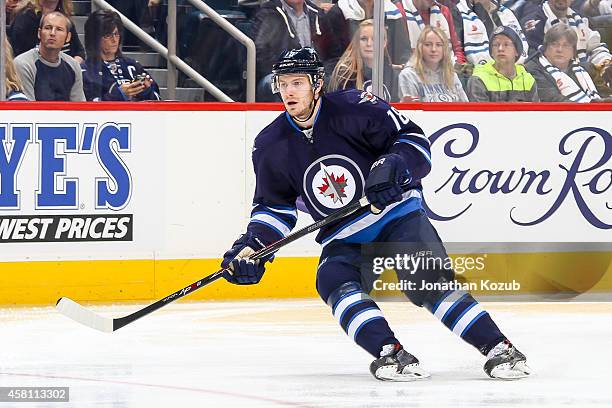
left=398, top=26, right=468, bottom=102
left=3, top=38, right=29, bottom=101
left=328, top=19, right=398, bottom=102
left=9, top=0, right=85, bottom=63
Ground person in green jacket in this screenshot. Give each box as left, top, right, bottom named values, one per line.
left=467, top=26, right=539, bottom=102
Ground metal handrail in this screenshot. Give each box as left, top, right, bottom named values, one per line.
left=92, top=0, right=233, bottom=102
left=186, top=0, right=256, bottom=103
left=1, top=0, right=7, bottom=101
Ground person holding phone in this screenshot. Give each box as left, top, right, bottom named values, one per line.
left=81, top=9, right=160, bottom=101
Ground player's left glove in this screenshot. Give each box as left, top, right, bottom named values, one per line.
left=221, top=232, right=273, bottom=285
left=365, top=153, right=411, bottom=213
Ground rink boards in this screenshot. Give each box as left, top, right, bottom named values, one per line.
left=0, top=102, right=610, bottom=305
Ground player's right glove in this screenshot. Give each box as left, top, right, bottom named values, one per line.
left=221, top=232, right=273, bottom=285
left=365, top=153, right=411, bottom=213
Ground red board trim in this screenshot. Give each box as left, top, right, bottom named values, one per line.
left=0, top=101, right=610, bottom=111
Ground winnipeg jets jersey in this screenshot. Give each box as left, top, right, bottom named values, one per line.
left=81, top=57, right=161, bottom=102
left=247, top=89, right=432, bottom=247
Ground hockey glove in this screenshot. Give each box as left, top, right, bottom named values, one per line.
left=221, top=232, right=273, bottom=285
left=365, top=154, right=411, bottom=213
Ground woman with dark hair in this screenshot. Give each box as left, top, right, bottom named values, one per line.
left=81, top=10, right=160, bottom=101
left=9, top=0, right=85, bottom=62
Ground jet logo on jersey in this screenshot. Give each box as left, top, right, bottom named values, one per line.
left=303, top=155, right=365, bottom=216
left=317, top=163, right=348, bottom=204
left=358, top=91, right=378, bottom=105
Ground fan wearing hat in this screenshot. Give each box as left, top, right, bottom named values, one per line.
left=467, top=26, right=539, bottom=102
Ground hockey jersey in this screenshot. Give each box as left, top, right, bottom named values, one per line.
left=81, top=57, right=161, bottom=101
left=247, top=89, right=431, bottom=247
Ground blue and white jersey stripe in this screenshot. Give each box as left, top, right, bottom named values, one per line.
left=431, top=289, right=488, bottom=339
left=321, top=190, right=422, bottom=247
left=331, top=290, right=384, bottom=341
left=248, top=203, right=297, bottom=240
left=450, top=303, right=486, bottom=337
left=322, top=194, right=422, bottom=245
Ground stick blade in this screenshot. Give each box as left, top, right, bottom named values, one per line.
left=56, top=297, right=114, bottom=333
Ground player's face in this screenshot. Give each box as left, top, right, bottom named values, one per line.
left=549, top=0, right=571, bottom=14
left=491, top=35, right=517, bottom=65
left=100, top=28, right=121, bottom=60
left=544, top=36, right=574, bottom=69
left=420, top=31, right=444, bottom=68
left=278, top=74, right=316, bottom=119
left=38, top=14, right=70, bottom=52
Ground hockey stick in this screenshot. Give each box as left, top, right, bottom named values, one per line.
left=56, top=196, right=371, bottom=333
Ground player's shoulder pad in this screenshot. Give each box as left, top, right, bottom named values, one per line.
left=325, top=89, right=392, bottom=120
left=253, top=112, right=289, bottom=150
left=327, top=88, right=390, bottom=107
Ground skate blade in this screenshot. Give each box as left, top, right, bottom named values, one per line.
left=375, top=365, right=431, bottom=382
left=490, top=361, right=532, bottom=380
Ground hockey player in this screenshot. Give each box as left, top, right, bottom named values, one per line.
left=221, top=46, right=531, bottom=381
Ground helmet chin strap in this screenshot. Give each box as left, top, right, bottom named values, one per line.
left=292, top=95, right=318, bottom=123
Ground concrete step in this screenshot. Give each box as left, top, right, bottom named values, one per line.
left=160, top=87, right=205, bottom=102
left=73, top=15, right=87, bottom=34
left=147, top=68, right=169, bottom=87
left=123, top=52, right=166, bottom=68
left=73, top=1, right=91, bottom=16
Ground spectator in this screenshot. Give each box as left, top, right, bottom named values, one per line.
left=251, top=0, right=334, bottom=101
left=525, top=23, right=601, bottom=101
left=3, top=38, right=29, bottom=101
left=324, top=0, right=412, bottom=67
left=9, top=0, right=85, bottom=63
left=5, top=0, right=20, bottom=27
left=328, top=19, right=398, bottom=101
left=455, top=0, right=527, bottom=65
left=520, top=0, right=612, bottom=67
left=315, top=0, right=336, bottom=13
left=399, top=26, right=468, bottom=101
left=105, top=0, right=148, bottom=49
left=14, top=11, right=85, bottom=101
left=582, top=0, right=612, bottom=16
left=81, top=10, right=161, bottom=101
left=467, top=25, right=538, bottom=101
left=395, top=0, right=467, bottom=64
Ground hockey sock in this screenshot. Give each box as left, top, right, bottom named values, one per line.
left=425, top=288, right=506, bottom=355
left=327, top=282, right=398, bottom=357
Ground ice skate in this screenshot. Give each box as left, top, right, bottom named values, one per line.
left=484, top=340, right=531, bottom=379
left=370, top=344, right=430, bottom=382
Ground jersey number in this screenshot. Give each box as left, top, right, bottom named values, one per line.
left=386, top=107, right=410, bottom=131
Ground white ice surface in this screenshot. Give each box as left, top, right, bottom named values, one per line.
left=1, top=300, right=611, bottom=407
